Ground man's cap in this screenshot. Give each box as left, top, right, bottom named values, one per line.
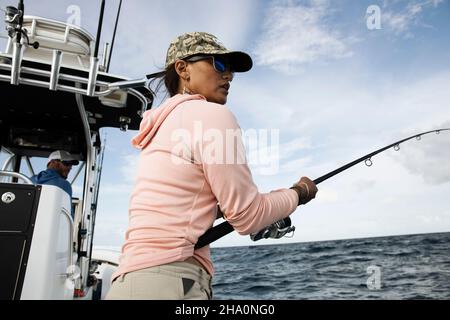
left=48, top=150, right=79, bottom=165
left=165, top=32, right=253, bottom=72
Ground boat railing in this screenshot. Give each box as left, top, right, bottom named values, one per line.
left=0, top=170, right=33, bottom=184
left=60, top=208, right=76, bottom=282
left=0, top=49, right=148, bottom=114
left=18, top=16, right=94, bottom=56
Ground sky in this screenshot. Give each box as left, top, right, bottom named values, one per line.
left=1, top=0, right=449, bottom=249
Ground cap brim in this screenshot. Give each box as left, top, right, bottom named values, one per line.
left=64, top=160, right=79, bottom=166
left=222, top=51, right=253, bottom=73
left=158, top=50, right=253, bottom=73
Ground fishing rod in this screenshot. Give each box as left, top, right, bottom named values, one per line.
left=195, top=128, right=450, bottom=249
left=106, top=0, right=122, bottom=72
left=15, top=0, right=23, bottom=44
left=3, top=1, right=39, bottom=48
left=93, top=0, right=106, bottom=58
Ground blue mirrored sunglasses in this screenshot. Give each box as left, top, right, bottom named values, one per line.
left=185, top=55, right=232, bottom=73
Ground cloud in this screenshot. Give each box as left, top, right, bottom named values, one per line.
left=286, top=153, right=450, bottom=242
left=354, top=179, right=377, bottom=192
left=314, top=187, right=339, bottom=203
left=108, top=0, right=258, bottom=78
left=230, top=65, right=450, bottom=190
left=120, top=153, right=139, bottom=184
left=94, top=214, right=128, bottom=247
left=280, top=156, right=312, bottom=174
left=98, top=183, right=133, bottom=196
left=391, top=124, right=450, bottom=185
left=252, top=0, right=353, bottom=73
left=244, top=132, right=312, bottom=175
left=382, top=0, right=445, bottom=37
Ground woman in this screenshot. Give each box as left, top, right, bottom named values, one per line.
left=106, top=32, right=318, bottom=300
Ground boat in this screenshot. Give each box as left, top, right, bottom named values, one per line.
left=0, top=0, right=152, bottom=300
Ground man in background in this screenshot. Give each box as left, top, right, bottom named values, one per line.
left=31, top=150, right=79, bottom=217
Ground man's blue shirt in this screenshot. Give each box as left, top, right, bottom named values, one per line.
left=31, top=169, right=74, bottom=219
left=31, top=168, right=72, bottom=197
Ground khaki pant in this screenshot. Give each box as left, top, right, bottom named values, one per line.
left=106, top=261, right=212, bottom=300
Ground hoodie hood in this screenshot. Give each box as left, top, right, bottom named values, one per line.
left=131, top=94, right=206, bottom=149
left=34, top=168, right=63, bottom=183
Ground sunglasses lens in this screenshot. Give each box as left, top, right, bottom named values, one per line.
left=213, top=57, right=227, bottom=73
left=186, top=55, right=231, bottom=73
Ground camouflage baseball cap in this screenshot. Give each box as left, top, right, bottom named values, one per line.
left=165, top=32, right=253, bottom=72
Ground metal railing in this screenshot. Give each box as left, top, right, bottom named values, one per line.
left=60, top=208, right=77, bottom=282
left=0, top=48, right=149, bottom=115
left=0, top=170, right=33, bottom=184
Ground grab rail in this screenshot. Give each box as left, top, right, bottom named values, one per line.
left=61, top=209, right=74, bottom=270
left=0, top=170, right=33, bottom=184
left=0, top=50, right=150, bottom=116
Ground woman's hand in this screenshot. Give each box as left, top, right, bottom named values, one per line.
left=291, top=176, right=318, bottom=205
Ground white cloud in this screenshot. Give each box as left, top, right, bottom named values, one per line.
left=354, top=179, right=377, bottom=192
left=244, top=131, right=312, bottom=175
left=94, top=214, right=128, bottom=247
left=108, top=0, right=258, bottom=77
left=280, top=156, right=312, bottom=174
left=382, top=0, right=445, bottom=37
left=98, top=183, right=133, bottom=196
left=390, top=125, right=450, bottom=185
left=253, top=0, right=353, bottom=73
left=120, top=153, right=139, bottom=184
left=285, top=154, right=450, bottom=244
left=314, top=187, right=339, bottom=203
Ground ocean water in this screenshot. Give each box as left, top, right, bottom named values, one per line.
left=210, top=232, right=450, bottom=300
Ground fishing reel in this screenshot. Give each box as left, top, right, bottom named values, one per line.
left=3, top=2, right=39, bottom=49
left=4, top=5, right=21, bottom=38
left=250, top=217, right=295, bottom=242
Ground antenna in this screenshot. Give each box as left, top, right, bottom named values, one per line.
left=87, top=133, right=107, bottom=275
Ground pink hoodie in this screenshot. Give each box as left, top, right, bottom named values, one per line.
left=113, top=94, right=299, bottom=278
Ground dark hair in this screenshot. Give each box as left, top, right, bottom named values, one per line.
left=147, top=64, right=179, bottom=98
